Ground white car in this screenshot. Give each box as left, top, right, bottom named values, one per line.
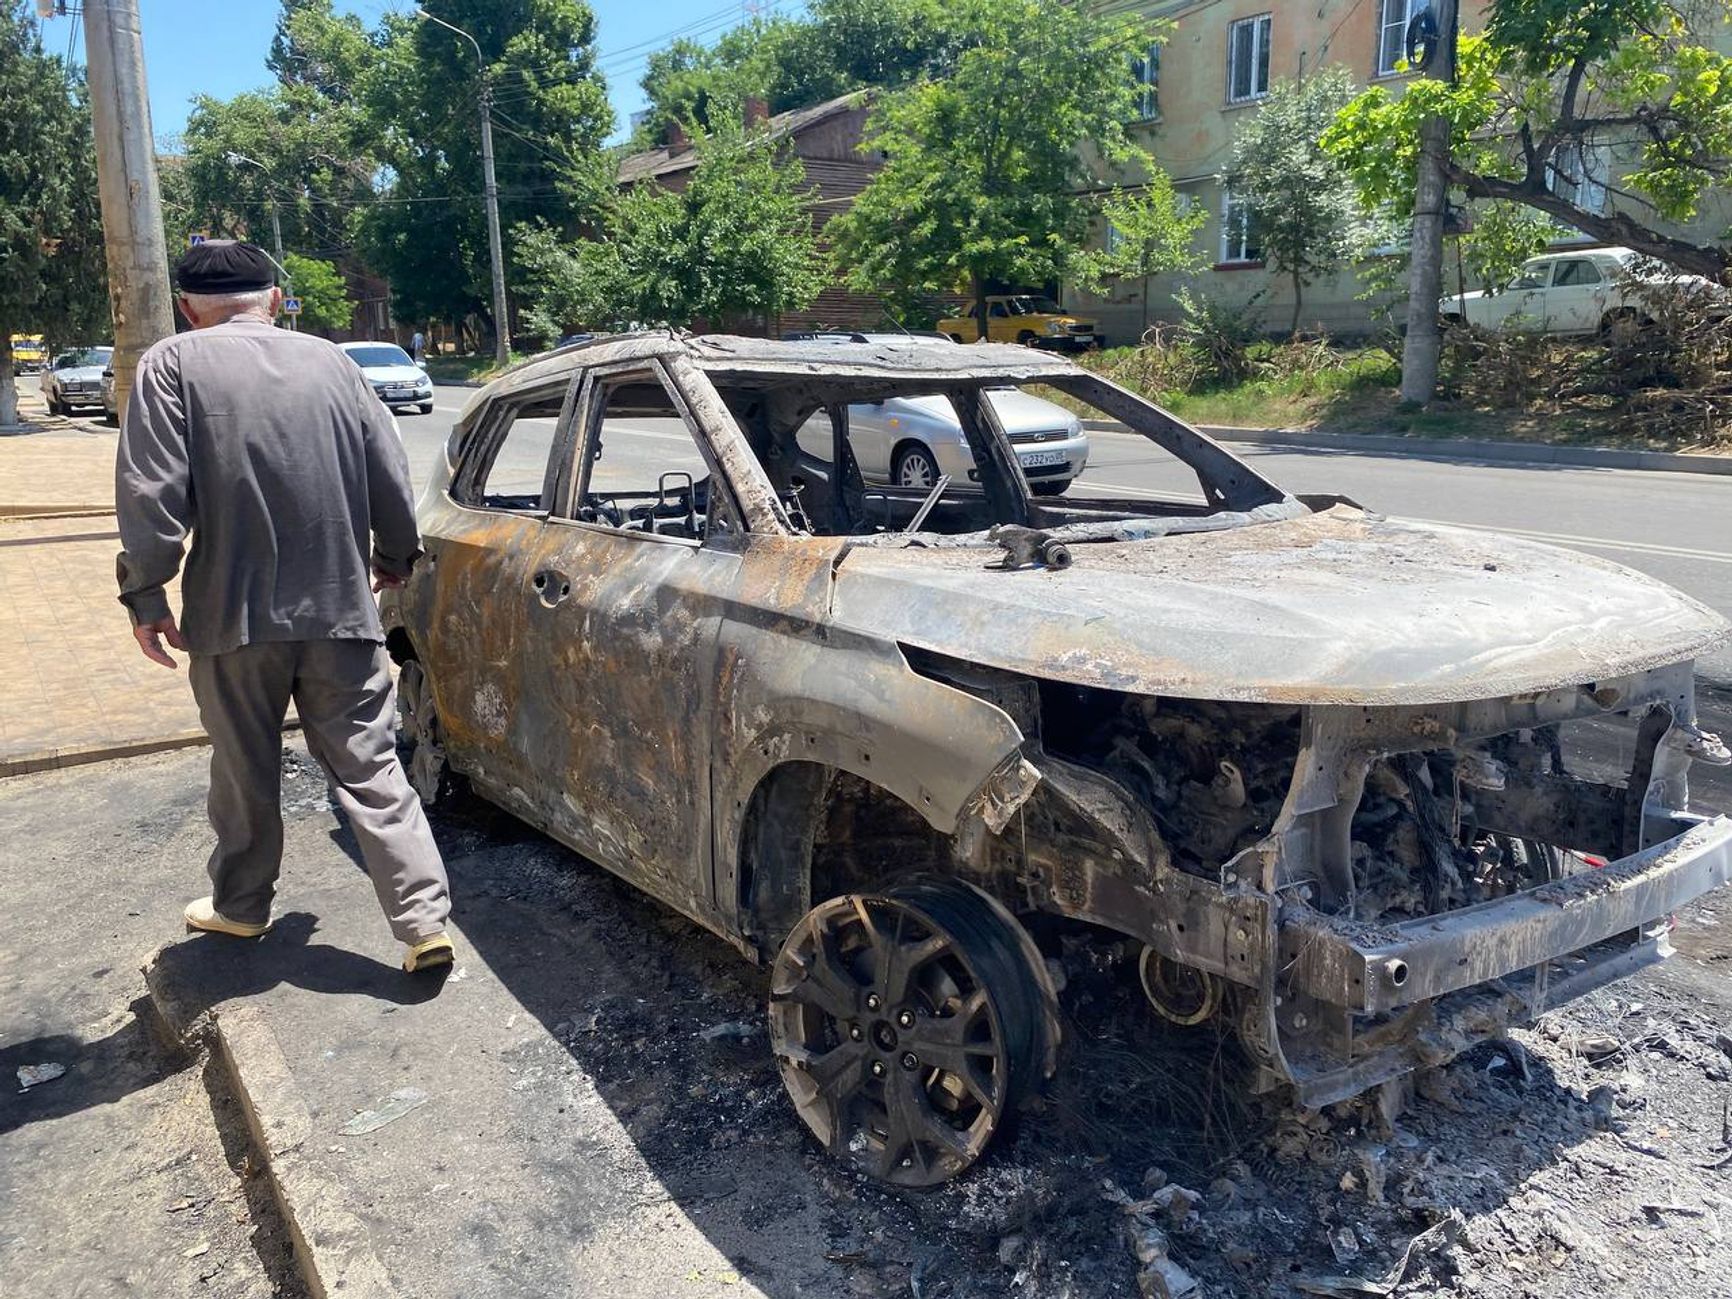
left=1441, top=246, right=1723, bottom=336
left=338, top=342, right=435, bottom=414
left=788, top=333, right=1089, bottom=495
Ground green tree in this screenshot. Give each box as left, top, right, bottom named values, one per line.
left=356, top=0, right=613, bottom=342
left=0, top=3, right=108, bottom=427
left=1074, top=174, right=1205, bottom=338
left=832, top=0, right=1160, bottom=331
left=636, top=0, right=961, bottom=141
left=514, top=113, right=829, bottom=333
left=281, top=252, right=352, bottom=331
left=1223, top=69, right=1374, bottom=336
left=1322, top=2, right=1732, bottom=280
left=1454, top=200, right=1559, bottom=296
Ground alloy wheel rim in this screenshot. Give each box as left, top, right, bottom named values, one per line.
left=769, top=892, right=1019, bottom=1186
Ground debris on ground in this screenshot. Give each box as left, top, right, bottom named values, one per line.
left=16, top=1062, right=65, bottom=1089
left=339, top=1086, right=429, bottom=1135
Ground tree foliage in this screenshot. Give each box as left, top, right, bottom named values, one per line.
left=1322, top=2, right=1732, bottom=280
left=0, top=3, right=108, bottom=426
left=1073, top=174, right=1205, bottom=337
left=1225, top=69, right=1379, bottom=335
left=637, top=0, right=962, bottom=141
left=514, top=117, right=829, bottom=336
left=281, top=252, right=353, bottom=331
left=180, top=1, right=612, bottom=340
left=832, top=0, right=1161, bottom=326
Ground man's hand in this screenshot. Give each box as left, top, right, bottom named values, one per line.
left=372, top=566, right=406, bottom=594
left=132, top=615, right=187, bottom=669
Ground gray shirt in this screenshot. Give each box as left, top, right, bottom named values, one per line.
left=115, top=318, right=421, bottom=656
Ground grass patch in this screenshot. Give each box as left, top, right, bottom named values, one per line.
left=423, top=352, right=534, bottom=384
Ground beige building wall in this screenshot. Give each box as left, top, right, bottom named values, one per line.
left=1069, top=0, right=1726, bottom=344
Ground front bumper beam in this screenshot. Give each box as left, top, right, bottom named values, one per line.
left=1280, top=814, right=1732, bottom=1017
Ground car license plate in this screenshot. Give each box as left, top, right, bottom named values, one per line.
left=1019, top=449, right=1067, bottom=468
left=386, top=389, right=412, bottom=400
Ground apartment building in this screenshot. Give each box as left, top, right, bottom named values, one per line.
left=1071, top=0, right=1729, bottom=343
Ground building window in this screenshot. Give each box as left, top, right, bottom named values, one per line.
left=1377, top=0, right=1428, bottom=77
left=1547, top=141, right=1608, bottom=214
left=1227, top=14, right=1272, bottom=103
left=1131, top=43, right=1160, bottom=120
left=1220, top=190, right=1262, bottom=263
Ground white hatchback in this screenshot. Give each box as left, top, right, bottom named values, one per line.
left=338, top=342, right=435, bottom=414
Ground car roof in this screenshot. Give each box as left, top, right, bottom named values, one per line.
left=339, top=340, right=408, bottom=351
left=485, top=331, right=1083, bottom=396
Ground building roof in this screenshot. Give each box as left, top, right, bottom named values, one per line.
left=616, top=91, right=868, bottom=186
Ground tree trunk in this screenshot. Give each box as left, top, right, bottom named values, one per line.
left=972, top=273, right=987, bottom=343
left=1400, top=111, right=1452, bottom=405
left=1290, top=268, right=1304, bottom=338
left=0, top=332, right=17, bottom=429
left=1447, top=164, right=1732, bottom=283
left=1140, top=275, right=1150, bottom=340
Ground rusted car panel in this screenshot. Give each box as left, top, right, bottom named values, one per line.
left=382, top=331, right=1732, bottom=1181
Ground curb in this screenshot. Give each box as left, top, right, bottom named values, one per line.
left=0, top=728, right=211, bottom=779
left=144, top=952, right=401, bottom=1299
left=1084, top=420, right=1732, bottom=475
left=0, top=719, right=301, bottom=780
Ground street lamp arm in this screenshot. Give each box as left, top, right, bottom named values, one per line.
left=414, top=7, right=484, bottom=71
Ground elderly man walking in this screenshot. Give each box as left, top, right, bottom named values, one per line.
left=115, top=240, right=454, bottom=973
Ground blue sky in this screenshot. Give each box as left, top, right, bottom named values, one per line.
left=47, top=0, right=782, bottom=147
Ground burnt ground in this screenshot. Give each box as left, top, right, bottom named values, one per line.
left=371, top=748, right=1732, bottom=1299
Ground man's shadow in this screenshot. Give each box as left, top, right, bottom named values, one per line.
left=150, top=911, right=447, bottom=1030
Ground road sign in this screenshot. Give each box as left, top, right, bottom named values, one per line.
left=283, top=296, right=303, bottom=315
left=188, top=232, right=208, bottom=247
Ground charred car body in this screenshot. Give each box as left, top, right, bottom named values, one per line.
left=381, top=333, right=1732, bottom=1186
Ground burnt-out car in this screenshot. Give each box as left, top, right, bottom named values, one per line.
left=381, top=333, right=1732, bottom=1186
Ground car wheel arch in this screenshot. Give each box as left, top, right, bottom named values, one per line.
left=889, top=439, right=939, bottom=486
left=733, top=757, right=959, bottom=955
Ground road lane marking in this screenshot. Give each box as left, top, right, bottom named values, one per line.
left=1073, top=479, right=1732, bottom=566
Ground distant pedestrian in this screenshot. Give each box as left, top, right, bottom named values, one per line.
left=114, top=240, right=455, bottom=974
left=410, top=328, right=425, bottom=365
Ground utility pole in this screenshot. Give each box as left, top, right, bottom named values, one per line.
left=226, top=151, right=295, bottom=330
left=82, top=0, right=175, bottom=424
left=1399, top=0, right=1459, bottom=406
left=416, top=8, right=511, bottom=367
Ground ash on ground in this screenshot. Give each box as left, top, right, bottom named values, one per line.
left=386, top=760, right=1732, bottom=1299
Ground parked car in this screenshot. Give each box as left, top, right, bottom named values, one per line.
left=938, top=295, right=1101, bottom=350
left=381, top=332, right=1731, bottom=1187
left=41, top=346, right=112, bottom=414
left=337, top=341, right=434, bottom=414
left=101, top=364, right=117, bottom=422
left=10, top=334, right=47, bottom=374
left=785, top=331, right=1088, bottom=494
left=1440, top=246, right=1725, bottom=335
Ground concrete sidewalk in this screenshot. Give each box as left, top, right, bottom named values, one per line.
left=143, top=740, right=832, bottom=1299
left=0, top=402, right=205, bottom=774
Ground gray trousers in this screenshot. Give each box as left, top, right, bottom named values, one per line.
left=188, top=638, right=450, bottom=944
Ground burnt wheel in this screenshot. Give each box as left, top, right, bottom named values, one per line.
left=396, top=659, right=449, bottom=805
left=769, top=877, right=1056, bottom=1186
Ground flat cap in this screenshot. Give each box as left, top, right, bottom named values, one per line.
left=174, top=240, right=276, bottom=294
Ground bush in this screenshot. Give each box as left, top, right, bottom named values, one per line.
left=1174, top=288, right=1263, bottom=385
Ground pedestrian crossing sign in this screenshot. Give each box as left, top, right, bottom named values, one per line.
left=188, top=232, right=208, bottom=247
left=283, top=296, right=303, bottom=315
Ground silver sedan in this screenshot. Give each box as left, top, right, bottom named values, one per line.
left=799, top=388, right=1090, bottom=497
left=41, top=346, right=112, bottom=415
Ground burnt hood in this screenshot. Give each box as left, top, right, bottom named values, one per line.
left=830, top=506, right=1729, bottom=706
